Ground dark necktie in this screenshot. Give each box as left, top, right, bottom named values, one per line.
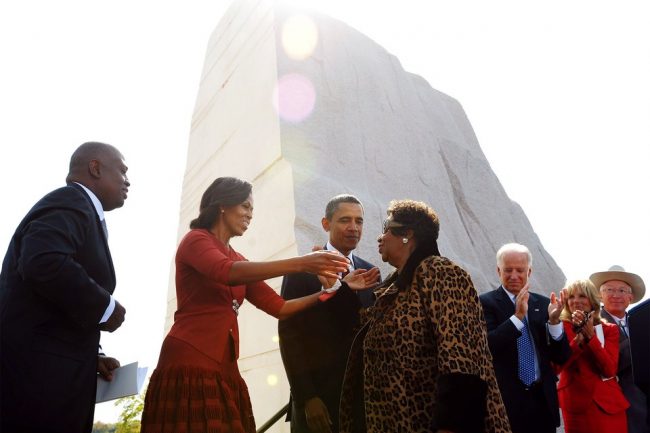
left=100, top=219, right=109, bottom=240
left=517, top=317, right=536, bottom=386
left=341, top=257, right=352, bottom=278
left=619, top=318, right=628, bottom=337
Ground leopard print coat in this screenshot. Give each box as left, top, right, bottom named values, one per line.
left=339, top=255, right=511, bottom=433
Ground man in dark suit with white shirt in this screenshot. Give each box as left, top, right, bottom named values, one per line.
left=0, top=142, right=129, bottom=433
left=479, top=243, right=570, bottom=433
left=279, top=194, right=378, bottom=433
left=591, top=265, right=649, bottom=433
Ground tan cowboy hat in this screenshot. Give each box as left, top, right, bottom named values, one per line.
left=590, top=265, right=646, bottom=303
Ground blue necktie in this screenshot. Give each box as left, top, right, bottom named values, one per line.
left=517, top=317, right=536, bottom=386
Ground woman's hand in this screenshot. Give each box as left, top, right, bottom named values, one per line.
left=571, top=309, right=594, bottom=341
left=342, top=267, right=380, bottom=290
left=579, top=313, right=595, bottom=341
left=317, top=274, right=338, bottom=289
left=300, top=250, right=349, bottom=279
left=573, top=332, right=584, bottom=346
left=571, top=309, right=587, bottom=328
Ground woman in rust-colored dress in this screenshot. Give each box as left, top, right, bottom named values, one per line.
left=140, top=177, right=357, bottom=433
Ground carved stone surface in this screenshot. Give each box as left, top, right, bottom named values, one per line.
left=167, top=0, right=565, bottom=427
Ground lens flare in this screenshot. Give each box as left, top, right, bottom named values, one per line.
left=267, top=374, right=279, bottom=386
left=282, top=15, right=318, bottom=60
left=273, top=73, right=316, bottom=123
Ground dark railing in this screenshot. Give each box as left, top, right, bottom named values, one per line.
left=256, top=403, right=289, bottom=433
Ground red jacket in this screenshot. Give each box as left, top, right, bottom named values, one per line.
left=556, top=321, right=629, bottom=415
left=168, top=229, right=285, bottom=362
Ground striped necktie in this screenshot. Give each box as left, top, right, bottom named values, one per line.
left=619, top=318, right=628, bottom=336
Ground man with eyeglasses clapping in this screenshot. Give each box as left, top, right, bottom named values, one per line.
left=590, top=265, right=648, bottom=433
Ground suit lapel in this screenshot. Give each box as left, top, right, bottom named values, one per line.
left=352, top=255, right=362, bottom=271
left=527, top=294, right=543, bottom=323
left=496, top=286, right=515, bottom=316
left=527, top=294, right=544, bottom=345
left=602, top=308, right=632, bottom=372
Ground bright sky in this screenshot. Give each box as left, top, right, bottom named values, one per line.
left=1, top=0, right=648, bottom=424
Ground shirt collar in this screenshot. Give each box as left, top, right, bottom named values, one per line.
left=610, top=313, right=627, bottom=326
left=326, top=241, right=355, bottom=270
left=74, top=182, right=105, bottom=221
left=501, top=286, right=517, bottom=303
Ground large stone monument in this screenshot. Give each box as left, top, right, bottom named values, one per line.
left=166, top=0, right=565, bottom=429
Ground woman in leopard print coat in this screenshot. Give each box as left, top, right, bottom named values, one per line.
left=330, top=200, right=511, bottom=433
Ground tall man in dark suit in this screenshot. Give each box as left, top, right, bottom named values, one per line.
left=591, top=265, right=649, bottom=433
left=628, top=299, right=650, bottom=423
left=479, top=243, right=570, bottom=433
left=279, top=194, right=378, bottom=433
left=0, top=142, right=129, bottom=433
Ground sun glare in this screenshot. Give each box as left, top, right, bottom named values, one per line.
left=267, top=374, right=279, bottom=386
left=281, top=14, right=318, bottom=60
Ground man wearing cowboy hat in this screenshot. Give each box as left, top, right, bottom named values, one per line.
left=591, top=265, right=649, bottom=433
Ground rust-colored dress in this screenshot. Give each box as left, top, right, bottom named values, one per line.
left=141, top=229, right=285, bottom=433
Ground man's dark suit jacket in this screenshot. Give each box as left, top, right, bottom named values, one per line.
left=279, top=254, right=376, bottom=433
left=602, top=307, right=649, bottom=433
left=0, top=184, right=115, bottom=433
left=629, top=300, right=649, bottom=399
left=479, top=286, right=570, bottom=433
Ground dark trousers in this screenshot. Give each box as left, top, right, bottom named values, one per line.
left=509, top=382, right=556, bottom=433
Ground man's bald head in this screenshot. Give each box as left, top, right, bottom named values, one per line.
left=67, top=142, right=122, bottom=179
left=66, top=142, right=130, bottom=211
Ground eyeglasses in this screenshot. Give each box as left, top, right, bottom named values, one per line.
left=382, top=219, right=406, bottom=234
left=602, top=288, right=632, bottom=296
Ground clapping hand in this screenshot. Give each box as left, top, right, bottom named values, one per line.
left=514, top=283, right=530, bottom=321
left=571, top=309, right=594, bottom=341
left=547, top=289, right=565, bottom=325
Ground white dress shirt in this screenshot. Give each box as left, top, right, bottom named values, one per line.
left=74, top=182, right=115, bottom=324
